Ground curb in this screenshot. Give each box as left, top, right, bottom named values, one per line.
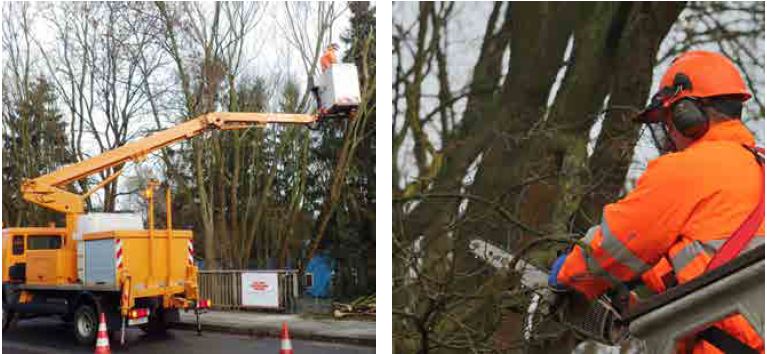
left=171, top=322, right=376, bottom=347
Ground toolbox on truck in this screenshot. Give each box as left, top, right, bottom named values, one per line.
left=75, top=213, right=143, bottom=282
left=83, top=239, right=117, bottom=286
left=82, top=230, right=194, bottom=292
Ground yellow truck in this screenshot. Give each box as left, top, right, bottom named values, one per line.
left=2, top=112, right=337, bottom=345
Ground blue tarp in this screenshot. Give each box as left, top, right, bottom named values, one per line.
left=305, top=253, right=333, bottom=298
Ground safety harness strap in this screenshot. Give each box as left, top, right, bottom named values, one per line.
left=694, top=146, right=764, bottom=354
left=705, top=146, right=765, bottom=271
left=698, top=326, right=759, bottom=354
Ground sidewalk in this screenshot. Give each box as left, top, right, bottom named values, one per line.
left=174, top=310, right=376, bottom=347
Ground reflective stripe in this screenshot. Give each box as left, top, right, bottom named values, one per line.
left=599, top=218, right=652, bottom=274
left=670, top=240, right=707, bottom=272
left=582, top=249, right=603, bottom=275
left=671, top=237, right=764, bottom=272
left=582, top=225, right=599, bottom=245
left=578, top=246, right=624, bottom=287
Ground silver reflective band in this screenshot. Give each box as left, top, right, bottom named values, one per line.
left=670, top=237, right=764, bottom=272
left=582, top=225, right=599, bottom=245
left=583, top=249, right=604, bottom=275
left=599, top=219, right=652, bottom=274
left=670, top=240, right=706, bottom=272
left=578, top=247, right=626, bottom=287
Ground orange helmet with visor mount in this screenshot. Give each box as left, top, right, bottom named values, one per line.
left=636, top=51, right=751, bottom=153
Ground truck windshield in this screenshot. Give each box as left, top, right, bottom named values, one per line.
left=27, top=235, right=62, bottom=250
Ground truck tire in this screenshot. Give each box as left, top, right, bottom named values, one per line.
left=73, top=304, right=98, bottom=345
left=139, top=308, right=169, bottom=335
left=2, top=288, right=18, bottom=332
left=2, top=305, right=16, bottom=331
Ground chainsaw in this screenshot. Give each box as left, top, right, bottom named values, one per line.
left=468, top=238, right=630, bottom=346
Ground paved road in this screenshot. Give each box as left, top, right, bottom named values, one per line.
left=3, top=317, right=374, bottom=354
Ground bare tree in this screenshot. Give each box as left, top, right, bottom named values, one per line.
left=394, top=3, right=688, bottom=353
left=31, top=2, right=163, bottom=211
left=280, top=2, right=348, bottom=112
left=155, top=2, right=272, bottom=269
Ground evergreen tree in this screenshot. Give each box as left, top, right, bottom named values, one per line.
left=3, top=77, right=72, bottom=226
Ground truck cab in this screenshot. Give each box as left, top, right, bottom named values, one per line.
left=2, top=227, right=72, bottom=285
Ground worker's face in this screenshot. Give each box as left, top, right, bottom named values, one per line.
left=646, top=121, right=676, bottom=155
left=646, top=119, right=694, bottom=155
left=643, top=96, right=697, bottom=155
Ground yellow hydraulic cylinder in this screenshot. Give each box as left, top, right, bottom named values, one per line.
left=144, top=180, right=158, bottom=287
left=166, top=187, right=173, bottom=289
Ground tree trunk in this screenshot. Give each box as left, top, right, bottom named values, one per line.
left=395, top=2, right=685, bottom=353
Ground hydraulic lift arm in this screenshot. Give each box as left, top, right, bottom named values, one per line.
left=21, top=112, right=319, bottom=214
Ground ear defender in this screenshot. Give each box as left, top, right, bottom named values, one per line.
left=669, top=73, right=709, bottom=140
left=671, top=98, right=709, bottom=140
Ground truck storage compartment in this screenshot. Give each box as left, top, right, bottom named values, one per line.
left=75, top=213, right=143, bottom=282
left=84, top=239, right=117, bottom=286
left=83, top=230, right=193, bottom=292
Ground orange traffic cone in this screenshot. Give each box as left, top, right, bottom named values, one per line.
left=94, top=313, right=111, bottom=354
left=279, top=322, right=293, bottom=354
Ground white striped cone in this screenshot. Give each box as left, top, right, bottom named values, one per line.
left=187, top=240, right=195, bottom=265
left=94, top=313, right=111, bottom=354
left=114, top=239, right=124, bottom=270
left=279, top=322, right=293, bottom=354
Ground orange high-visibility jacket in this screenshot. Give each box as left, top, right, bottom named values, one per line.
left=320, top=49, right=337, bottom=72
left=557, top=120, right=764, bottom=353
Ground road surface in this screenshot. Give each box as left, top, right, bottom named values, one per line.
left=3, top=317, right=374, bottom=354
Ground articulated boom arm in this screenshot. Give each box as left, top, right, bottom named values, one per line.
left=22, top=112, right=318, bottom=214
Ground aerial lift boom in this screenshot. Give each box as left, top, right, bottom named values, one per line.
left=22, top=112, right=318, bottom=216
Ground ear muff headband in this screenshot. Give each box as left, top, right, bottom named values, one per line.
left=666, top=73, right=709, bottom=140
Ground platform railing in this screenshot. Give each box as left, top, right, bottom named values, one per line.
left=627, top=247, right=764, bottom=354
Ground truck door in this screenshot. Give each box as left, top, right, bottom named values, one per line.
left=25, top=235, right=64, bottom=285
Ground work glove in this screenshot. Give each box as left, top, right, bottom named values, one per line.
left=548, top=254, right=568, bottom=292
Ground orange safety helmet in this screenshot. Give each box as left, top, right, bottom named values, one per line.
left=637, top=51, right=751, bottom=124
left=637, top=51, right=752, bottom=150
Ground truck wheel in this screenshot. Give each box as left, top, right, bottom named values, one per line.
left=139, top=309, right=168, bottom=335
left=73, top=304, right=98, bottom=345
left=2, top=306, right=16, bottom=331
left=2, top=286, right=18, bottom=331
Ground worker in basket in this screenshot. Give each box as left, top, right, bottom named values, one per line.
left=320, top=42, right=339, bottom=72
left=311, top=43, right=341, bottom=116
left=548, top=51, right=764, bottom=354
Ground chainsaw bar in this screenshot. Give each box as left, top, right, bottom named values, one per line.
left=468, top=238, right=628, bottom=346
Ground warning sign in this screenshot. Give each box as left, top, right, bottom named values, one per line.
left=241, top=272, right=280, bottom=308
